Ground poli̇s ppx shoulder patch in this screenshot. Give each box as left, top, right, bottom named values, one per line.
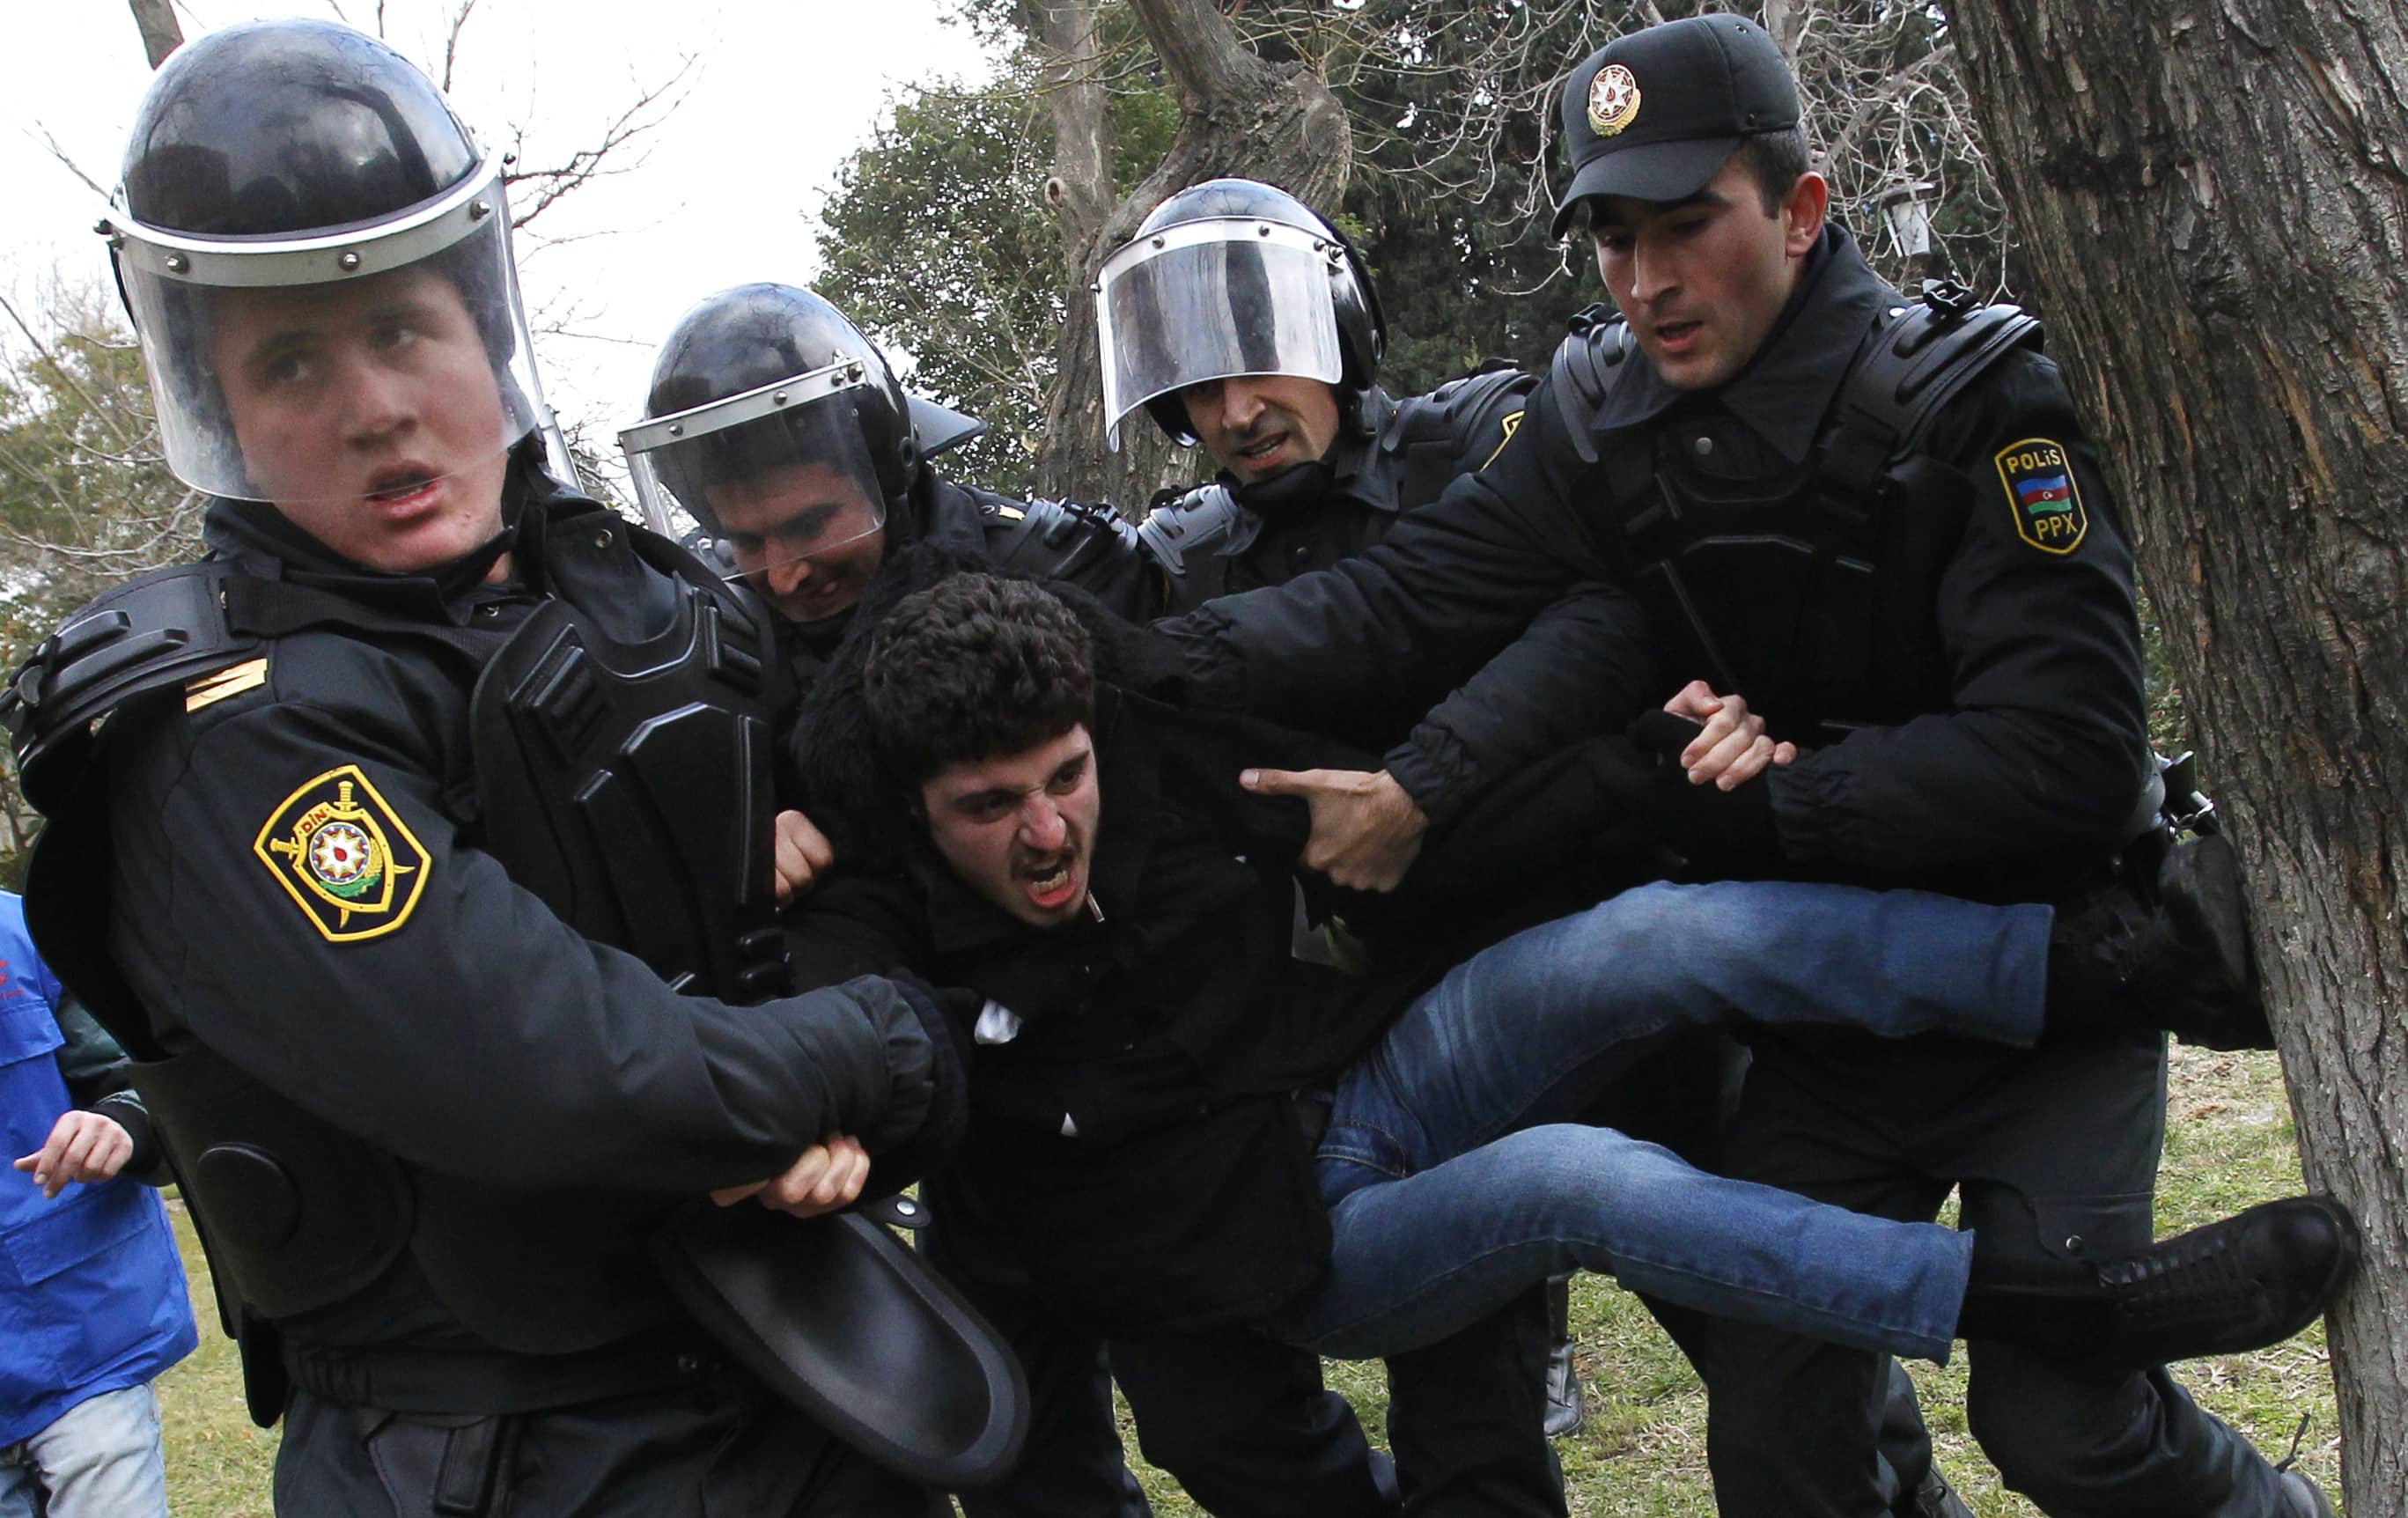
left=1994, top=438, right=2089, bottom=555
left=253, top=764, right=431, bottom=942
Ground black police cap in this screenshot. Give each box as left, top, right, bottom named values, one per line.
left=1550, top=14, right=1800, bottom=239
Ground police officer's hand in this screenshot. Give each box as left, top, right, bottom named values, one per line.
left=772, top=809, right=837, bottom=903
left=1241, top=767, right=1429, bottom=892
left=13, top=1109, right=135, bottom=1199
left=709, top=1133, right=872, bottom=1218
left=1661, top=681, right=1796, bottom=789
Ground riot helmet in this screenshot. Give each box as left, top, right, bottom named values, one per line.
left=1097, top=179, right=1386, bottom=449
left=622, top=284, right=954, bottom=625
left=104, top=18, right=549, bottom=517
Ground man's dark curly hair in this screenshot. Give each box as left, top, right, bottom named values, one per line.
left=864, top=571, right=1096, bottom=782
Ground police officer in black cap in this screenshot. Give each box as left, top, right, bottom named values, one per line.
left=1147, top=11, right=2336, bottom=1517
left=4, top=20, right=998, bottom=1514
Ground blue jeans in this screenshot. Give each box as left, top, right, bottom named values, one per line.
left=0, top=1383, right=169, bottom=1518
left=1275, top=880, right=2055, bottom=1363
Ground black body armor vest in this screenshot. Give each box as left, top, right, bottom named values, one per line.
left=1559, top=291, right=2040, bottom=741
left=471, top=529, right=788, bottom=1001
left=1140, top=367, right=1535, bottom=602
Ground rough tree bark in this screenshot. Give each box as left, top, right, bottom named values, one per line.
left=1941, top=3, right=2408, bottom=1510
left=1024, top=0, right=1351, bottom=507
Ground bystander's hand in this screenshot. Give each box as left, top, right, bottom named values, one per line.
left=1241, top=766, right=1429, bottom=892
left=13, top=1109, right=135, bottom=1199
left=772, top=809, right=837, bottom=903
left=1662, top=680, right=1796, bottom=789
left=711, top=1134, right=871, bottom=1218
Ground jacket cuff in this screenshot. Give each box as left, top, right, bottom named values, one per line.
left=90, top=1093, right=166, bottom=1185
left=1382, top=732, right=1473, bottom=827
left=1767, top=759, right=1851, bottom=865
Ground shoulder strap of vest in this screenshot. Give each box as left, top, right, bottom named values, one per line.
left=2, top=562, right=260, bottom=812
left=4, top=555, right=527, bottom=814
left=1822, top=285, right=2043, bottom=499
left=978, top=492, right=1142, bottom=583
left=1136, top=483, right=1243, bottom=579
left=1383, top=363, right=1538, bottom=511
left=1547, top=304, right=1642, bottom=464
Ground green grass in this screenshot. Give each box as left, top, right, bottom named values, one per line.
left=157, top=1201, right=275, bottom=1516
left=157, top=1047, right=2339, bottom=1514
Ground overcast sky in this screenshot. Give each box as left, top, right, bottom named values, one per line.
left=2, top=0, right=1001, bottom=443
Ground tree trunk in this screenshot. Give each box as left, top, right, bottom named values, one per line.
left=127, top=0, right=182, bottom=68
left=1941, top=3, right=2408, bottom=1509
left=1026, top=0, right=1351, bottom=508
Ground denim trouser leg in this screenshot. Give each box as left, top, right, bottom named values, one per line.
left=1282, top=881, right=2042, bottom=1367
left=1281, top=1124, right=1970, bottom=1364
left=6, top=1384, right=170, bottom=1518
left=1326, top=881, right=2051, bottom=1178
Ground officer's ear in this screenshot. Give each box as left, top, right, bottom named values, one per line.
left=1781, top=172, right=1830, bottom=258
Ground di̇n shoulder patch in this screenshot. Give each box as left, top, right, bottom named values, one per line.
left=253, top=765, right=431, bottom=943
left=1994, top=438, right=2088, bottom=556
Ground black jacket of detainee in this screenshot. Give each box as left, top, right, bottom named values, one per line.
left=791, top=579, right=1408, bottom=1338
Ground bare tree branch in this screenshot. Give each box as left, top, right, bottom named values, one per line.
left=440, top=0, right=479, bottom=94
left=28, top=127, right=110, bottom=202
left=503, top=51, right=699, bottom=232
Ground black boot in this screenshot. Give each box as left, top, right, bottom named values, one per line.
left=2044, top=833, right=2272, bottom=1050
left=1542, top=1271, right=1585, bottom=1437
left=1956, top=1195, right=2358, bottom=1373
left=1902, top=1465, right=1974, bottom=1518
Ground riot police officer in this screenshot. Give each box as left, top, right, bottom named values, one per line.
left=1101, top=177, right=1711, bottom=1515
left=623, top=283, right=1157, bottom=692
left=1103, top=181, right=1525, bottom=611
left=4, top=21, right=987, bottom=1514
left=620, top=281, right=1162, bottom=898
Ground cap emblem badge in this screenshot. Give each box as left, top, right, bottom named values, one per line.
left=1588, top=63, right=1643, bottom=136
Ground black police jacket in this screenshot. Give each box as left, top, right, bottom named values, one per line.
left=1158, top=229, right=2149, bottom=894
left=1145, top=380, right=1660, bottom=812
left=27, top=454, right=948, bottom=1364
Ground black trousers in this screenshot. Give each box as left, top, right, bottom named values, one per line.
left=923, top=1175, right=1562, bottom=1517
left=273, top=1371, right=939, bottom=1517
left=924, top=1217, right=1389, bottom=1517
left=1697, top=1031, right=2287, bottom=1518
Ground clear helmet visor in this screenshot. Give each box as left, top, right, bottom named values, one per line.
left=113, top=161, right=547, bottom=506
left=1097, top=217, right=1345, bottom=448
left=620, top=368, right=891, bottom=624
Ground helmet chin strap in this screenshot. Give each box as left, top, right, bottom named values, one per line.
left=1230, top=457, right=1337, bottom=519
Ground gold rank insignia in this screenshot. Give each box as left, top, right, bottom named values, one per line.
left=1993, top=438, right=2089, bottom=555
left=185, top=657, right=269, bottom=712
left=253, top=765, right=431, bottom=942
left=1588, top=64, right=1642, bottom=137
